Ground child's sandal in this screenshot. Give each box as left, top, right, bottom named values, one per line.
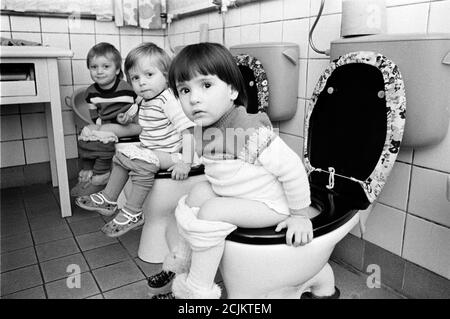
left=101, top=209, right=144, bottom=238
left=75, top=192, right=117, bottom=216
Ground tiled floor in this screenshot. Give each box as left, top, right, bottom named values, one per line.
left=1, top=183, right=406, bottom=299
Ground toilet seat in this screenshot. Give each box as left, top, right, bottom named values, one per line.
left=234, top=54, right=269, bottom=114
left=227, top=51, right=406, bottom=245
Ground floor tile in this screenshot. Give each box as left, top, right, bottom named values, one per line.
left=28, top=213, right=67, bottom=231
left=65, top=206, right=99, bottom=224
left=45, top=272, right=100, bottom=299
left=75, top=231, right=118, bottom=251
left=1, top=246, right=37, bottom=273
left=26, top=203, right=61, bottom=219
left=134, top=258, right=162, bottom=277
left=32, top=223, right=73, bottom=244
left=35, top=237, right=80, bottom=262
left=2, top=285, right=46, bottom=299
left=0, top=264, right=43, bottom=296
left=92, top=259, right=145, bottom=292
left=117, top=229, right=142, bottom=257
left=103, top=280, right=151, bottom=299
left=1, top=232, right=33, bottom=254
left=402, top=261, right=450, bottom=299
left=83, top=243, right=131, bottom=269
left=1, top=220, right=30, bottom=238
left=40, top=253, right=89, bottom=283
left=68, top=215, right=106, bottom=236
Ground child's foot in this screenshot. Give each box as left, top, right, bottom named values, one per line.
left=101, top=208, right=144, bottom=238
left=151, top=292, right=175, bottom=299
left=91, top=172, right=111, bottom=186
left=148, top=271, right=175, bottom=289
left=78, top=169, right=93, bottom=183
left=75, top=192, right=117, bottom=216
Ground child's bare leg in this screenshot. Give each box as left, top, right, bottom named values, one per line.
left=98, top=123, right=142, bottom=138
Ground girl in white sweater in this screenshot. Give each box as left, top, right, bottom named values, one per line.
left=149, top=43, right=319, bottom=299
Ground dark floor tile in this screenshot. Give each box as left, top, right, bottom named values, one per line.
left=103, top=280, right=151, bottom=299
left=26, top=203, right=61, bottom=219
left=1, top=220, right=30, bottom=238
left=21, top=184, right=53, bottom=198
left=86, top=294, right=104, bottom=299
left=32, top=223, right=73, bottom=244
left=45, top=272, right=100, bottom=299
left=35, top=237, right=80, bottom=262
left=92, top=259, right=145, bottom=292
left=28, top=212, right=67, bottom=231
left=1, top=186, right=24, bottom=202
left=117, top=229, right=142, bottom=257
left=83, top=243, right=130, bottom=269
left=0, top=264, right=43, bottom=296
left=331, top=233, right=365, bottom=271
left=1, top=209, right=27, bottom=224
left=2, top=285, right=46, bottom=299
left=75, top=231, right=118, bottom=251
left=23, top=162, right=52, bottom=186
left=40, top=253, right=89, bottom=283
left=1, top=232, right=33, bottom=254
left=65, top=206, right=100, bottom=224
left=69, top=215, right=105, bottom=236
left=1, top=246, right=37, bottom=273
left=363, top=241, right=405, bottom=292
left=402, top=261, right=450, bottom=299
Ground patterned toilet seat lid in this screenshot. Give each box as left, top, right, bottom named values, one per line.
left=304, top=51, right=407, bottom=203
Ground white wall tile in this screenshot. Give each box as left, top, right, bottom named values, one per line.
left=308, top=13, right=341, bottom=59
left=64, top=135, right=78, bottom=159
left=62, top=111, right=76, bottom=135
left=408, top=166, right=450, bottom=227
left=1, top=31, right=11, bottom=39
left=282, top=18, right=310, bottom=59
left=225, top=6, right=241, bottom=27
left=208, top=29, right=223, bottom=44
left=95, top=21, right=119, bottom=34
left=240, top=24, right=260, bottom=44
left=208, top=10, right=224, bottom=30
left=279, top=99, right=306, bottom=137
left=1, top=15, right=10, bottom=31
left=59, top=86, right=74, bottom=111
left=310, top=0, right=342, bottom=15
left=284, top=0, right=310, bottom=19
left=240, top=1, right=260, bottom=25
left=378, top=162, right=411, bottom=211
left=22, top=113, right=46, bottom=139
left=1, top=115, right=22, bottom=141
left=279, top=133, right=304, bottom=157
left=403, top=214, right=450, bottom=279
left=143, top=27, right=165, bottom=37
left=414, top=123, right=450, bottom=173
left=306, top=59, right=330, bottom=97
left=69, top=18, right=95, bottom=34
left=57, top=59, right=73, bottom=86
left=386, top=3, right=429, bottom=34
left=70, top=34, right=96, bottom=59
left=11, top=32, right=42, bottom=44
left=363, top=203, right=406, bottom=256
left=120, top=35, right=143, bottom=58
left=72, top=60, right=92, bottom=85
left=95, top=34, right=120, bottom=52
left=42, top=33, right=70, bottom=50
left=428, top=0, right=450, bottom=33
left=0, top=141, right=25, bottom=167
left=41, top=17, right=68, bottom=33
left=184, top=32, right=199, bottom=45
left=386, top=0, right=430, bottom=7
left=225, top=27, right=240, bottom=48
left=260, top=0, right=283, bottom=22
left=260, top=21, right=282, bottom=42
left=24, top=138, right=49, bottom=164
left=10, top=16, right=40, bottom=32
left=298, top=59, right=308, bottom=99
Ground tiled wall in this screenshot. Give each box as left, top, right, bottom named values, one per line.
left=162, top=0, right=450, bottom=282
left=0, top=14, right=165, bottom=184
left=0, top=0, right=449, bottom=287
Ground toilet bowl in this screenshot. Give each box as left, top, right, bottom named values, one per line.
left=219, top=51, right=406, bottom=298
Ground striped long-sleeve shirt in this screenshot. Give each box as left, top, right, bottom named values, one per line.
left=85, top=77, right=136, bottom=123
left=137, top=89, right=194, bottom=153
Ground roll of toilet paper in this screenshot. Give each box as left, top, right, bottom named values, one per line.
left=341, top=0, right=387, bottom=37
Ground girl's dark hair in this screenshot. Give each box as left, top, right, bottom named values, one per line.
left=168, top=42, right=247, bottom=107
left=86, top=42, right=123, bottom=79
left=124, top=42, right=171, bottom=83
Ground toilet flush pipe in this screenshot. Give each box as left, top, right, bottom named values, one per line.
left=309, top=0, right=330, bottom=56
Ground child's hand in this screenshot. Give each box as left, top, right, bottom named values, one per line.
left=117, top=112, right=132, bottom=124
left=275, top=215, right=313, bottom=247
left=168, top=161, right=191, bottom=180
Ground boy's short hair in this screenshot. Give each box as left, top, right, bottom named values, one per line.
left=168, top=42, right=247, bottom=107
left=124, top=42, right=171, bottom=82
left=86, top=42, right=123, bottom=79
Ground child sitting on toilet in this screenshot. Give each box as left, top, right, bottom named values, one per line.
left=149, top=43, right=319, bottom=299
left=71, top=42, right=141, bottom=197
left=75, top=42, right=196, bottom=238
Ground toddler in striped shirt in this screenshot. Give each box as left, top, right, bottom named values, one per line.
left=76, top=43, right=196, bottom=238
